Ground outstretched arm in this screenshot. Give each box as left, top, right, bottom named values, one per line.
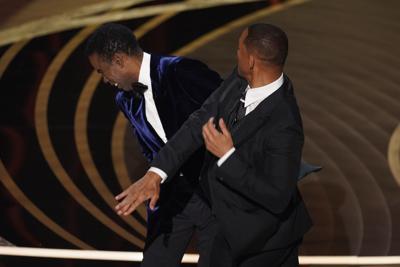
left=115, top=68, right=242, bottom=215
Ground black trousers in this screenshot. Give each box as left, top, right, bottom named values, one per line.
left=141, top=193, right=217, bottom=267
left=210, top=231, right=301, bottom=267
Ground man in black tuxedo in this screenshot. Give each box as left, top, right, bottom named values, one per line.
left=115, top=23, right=313, bottom=266
left=86, top=23, right=223, bottom=267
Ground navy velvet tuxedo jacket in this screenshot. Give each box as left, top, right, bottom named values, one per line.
left=152, top=68, right=313, bottom=258
left=115, top=54, right=222, bottom=208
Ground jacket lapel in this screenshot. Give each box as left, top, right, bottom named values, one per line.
left=218, top=73, right=247, bottom=125
left=149, top=54, right=162, bottom=97
left=230, top=77, right=290, bottom=146
left=149, top=54, right=176, bottom=139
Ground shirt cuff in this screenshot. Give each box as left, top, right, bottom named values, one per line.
left=217, top=147, right=236, bottom=167
left=148, top=167, right=168, bottom=183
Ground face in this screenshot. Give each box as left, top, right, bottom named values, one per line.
left=236, top=29, right=251, bottom=79
left=88, top=52, right=136, bottom=91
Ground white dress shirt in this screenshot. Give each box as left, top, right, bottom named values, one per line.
left=139, top=52, right=168, bottom=143
left=137, top=52, right=169, bottom=181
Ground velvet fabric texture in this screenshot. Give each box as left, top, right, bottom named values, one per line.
left=115, top=54, right=222, bottom=218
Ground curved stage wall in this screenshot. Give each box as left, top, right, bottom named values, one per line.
left=1, top=0, right=400, bottom=266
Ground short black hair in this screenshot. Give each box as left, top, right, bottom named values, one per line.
left=85, top=23, right=142, bottom=61
left=244, top=23, right=288, bottom=66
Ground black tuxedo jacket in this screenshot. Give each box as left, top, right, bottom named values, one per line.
left=152, top=68, right=312, bottom=257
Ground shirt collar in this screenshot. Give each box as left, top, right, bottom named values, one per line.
left=138, top=52, right=151, bottom=87
left=244, top=73, right=284, bottom=108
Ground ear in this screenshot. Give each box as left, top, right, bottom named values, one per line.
left=249, top=54, right=255, bottom=71
left=112, top=53, right=125, bottom=68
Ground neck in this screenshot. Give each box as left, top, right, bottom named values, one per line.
left=248, top=65, right=282, bottom=88
left=130, top=52, right=143, bottom=81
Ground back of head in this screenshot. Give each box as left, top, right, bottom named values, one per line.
left=245, top=23, right=288, bottom=67
left=85, top=23, right=142, bottom=62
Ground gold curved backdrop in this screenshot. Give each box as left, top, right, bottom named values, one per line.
left=1, top=1, right=400, bottom=266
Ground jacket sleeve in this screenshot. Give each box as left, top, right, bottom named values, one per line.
left=151, top=68, right=241, bottom=180
left=215, top=119, right=304, bottom=215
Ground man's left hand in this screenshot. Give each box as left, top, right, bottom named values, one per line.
left=202, top=118, right=233, bottom=158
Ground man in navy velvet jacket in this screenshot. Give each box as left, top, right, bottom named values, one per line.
left=86, top=23, right=222, bottom=267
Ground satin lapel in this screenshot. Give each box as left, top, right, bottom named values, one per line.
left=149, top=54, right=162, bottom=98
left=230, top=80, right=289, bottom=146
left=149, top=54, right=176, bottom=139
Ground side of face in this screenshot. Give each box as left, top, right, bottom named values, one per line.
left=88, top=52, right=136, bottom=91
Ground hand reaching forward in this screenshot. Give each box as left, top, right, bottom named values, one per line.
left=115, top=171, right=161, bottom=216
left=202, top=118, right=234, bottom=158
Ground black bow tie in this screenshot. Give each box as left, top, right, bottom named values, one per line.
left=131, top=82, right=148, bottom=94
left=127, top=82, right=148, bottom=98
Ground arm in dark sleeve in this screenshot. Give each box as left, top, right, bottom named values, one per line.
left=151, top=68, right=240, bottom=180
left=216, top=122, right=304, bottom=214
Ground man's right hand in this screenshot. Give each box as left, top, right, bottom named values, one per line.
left=115, top=171, right=161, bottom=216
